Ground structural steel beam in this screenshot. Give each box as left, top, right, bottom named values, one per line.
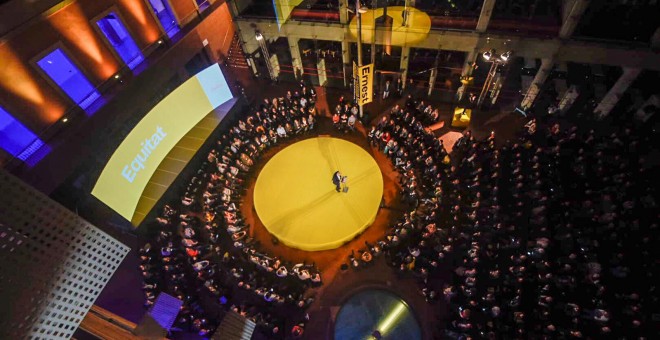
left=475, top=0, right=496, bottom=33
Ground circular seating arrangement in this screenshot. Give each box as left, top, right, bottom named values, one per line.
left=138, top=83, right=657, bottom=339
left=254, top=137, right=383, bottom=251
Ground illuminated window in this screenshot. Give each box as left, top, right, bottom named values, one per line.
left=195, top=0, right=210, bottom=12
left=36, top=49, right=101, bottom=112
left=96, top=12, right=145, bottom=70
left=148, top=0, right=180, bottom=38
left=0, top=106, right=49, bottom=164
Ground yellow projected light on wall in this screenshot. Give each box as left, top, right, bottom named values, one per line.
left=272, top=0, right=303, bottom=29
left=349, top=6, right=431, bottom=45
left=92, top=64, right=232, bottom=224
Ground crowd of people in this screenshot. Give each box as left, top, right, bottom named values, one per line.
left=140, top=84, right=321, bottom=339
left=139, top=74, right=656, bottom=338
left=366, top=96, right=657, bottom=338
left=332, top=96, right=361, bottom=132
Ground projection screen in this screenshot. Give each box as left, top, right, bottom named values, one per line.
left=92, top=64, right=232, bottom=223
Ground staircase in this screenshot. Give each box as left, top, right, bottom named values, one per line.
left=226, top=34, right=249, bottom=70
left=210, top=311, right=256, bottom=340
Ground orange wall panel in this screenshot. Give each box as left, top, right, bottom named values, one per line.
left=0, top=41, right=69, bottom=131
left=0, top=0, right=163, bottom=135
left=0, top=1, right=123, bottom=132
left=13, top=2, right=237, bottom=190
left=0, top=0, right=231, bottom=162
left=169, top=0, right=198, bottom=25
left=116, top=0, right=162, bottom=46
left=195, top=3, right=235, bottom=60
left=47, top=3, right=121, bottom=81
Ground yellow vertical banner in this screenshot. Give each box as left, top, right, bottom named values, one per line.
left=357, top=63, right=374, bottom=105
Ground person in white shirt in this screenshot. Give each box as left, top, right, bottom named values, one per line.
left=297, top=269, right=311, bottom=280
left=193, top=260, right=209, bottom=272
left=276, top=266, right=288, bottom=278
left=276, top=125, right=287, bottom=138
left=348, top=114, right=357, bottom=130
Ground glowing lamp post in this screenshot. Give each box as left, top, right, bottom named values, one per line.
left=477, top=49, right=512, bottom=108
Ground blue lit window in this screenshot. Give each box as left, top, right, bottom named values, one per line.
left=96, top=12, right=145, bottom=70
left=148, top=0, right=180, bottom=38
left=37, top=48, right=101, bottom=113
left=196, top=0, right=210, bottom=12
left=0, top=106, right=49, bottom=164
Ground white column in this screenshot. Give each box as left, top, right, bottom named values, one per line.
left=461, top=49, right=478, bottom=77
left=559, top=0, right=590, bottom=39
left=559, top=85, right=579, bottom=113
left=340, top=0, right=351, bottom=86
left=288, top=37, right=304, bottom=79
left=339, top=0, right=355, bottom=87
left=475, top=0, right=497, bottom=33
left=515, top=0, right=586, bottom=108
left=594, top=68, right=641, bottom=118
left=489, top=73, right=504, bottom=105
left=400, top=46, right=410, bottom=89
left=242, top=34, right=260, bottom=55
left=342, top=39, right=351, bottom=87
left=241, top=32, right=262, bottom=77
left=428, top=67, right=437, bottom=97
left=651, top=26, right=660, bottom=50
left=339, top=0, right=349, bottom=24
left=521, top=58, right=554, bottom=109
left=229, top=0, right=253, bottom=16
left=370, top=0, right=377, bottom=65
left=456, top=49, right=478, bottom=101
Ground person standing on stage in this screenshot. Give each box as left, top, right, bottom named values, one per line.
left=340, top=175, right=348, bottom=192
left=332, top=171, right=342, bottom=192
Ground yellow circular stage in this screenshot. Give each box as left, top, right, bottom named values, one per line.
left=253, top=137, right=383, bottom=251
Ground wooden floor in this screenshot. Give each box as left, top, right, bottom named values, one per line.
left=241, top=116, right=404, bottom=284
left=238, top=117, right=447, bottom=339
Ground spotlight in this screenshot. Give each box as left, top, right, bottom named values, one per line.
left=114, top=74, right=120, bottom=79
left=482, top=50, right=494, bottom=61
left=255, top=32, right=264, bottom=41
left=158, top=40, right=163, bottom=44
left=62, top=118, right=68, bottom=123
left=500, top=51, right=512, bottom=61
